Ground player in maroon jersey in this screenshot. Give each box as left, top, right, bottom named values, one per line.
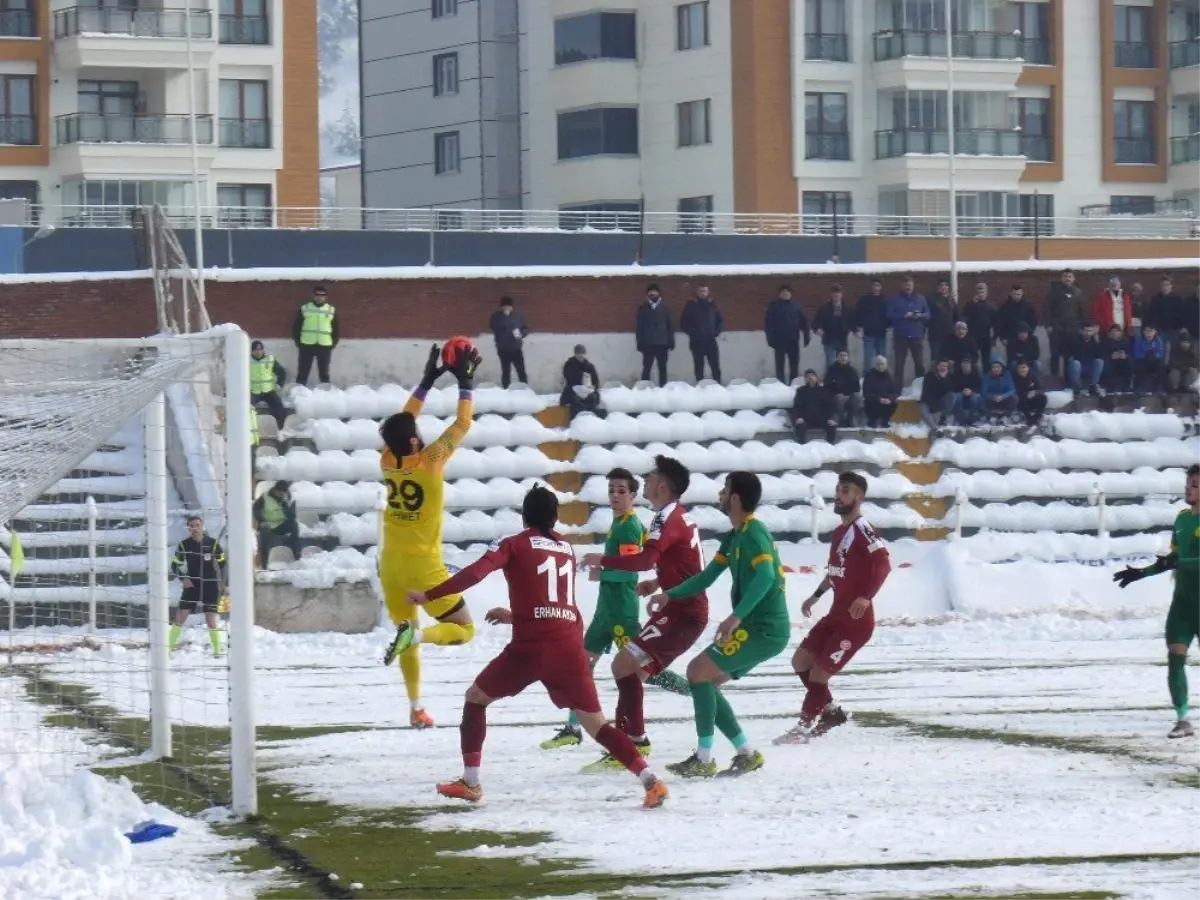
left=775, top=471, right=891, bottom=744
left=409, top=485, right=670, bottom=808
left=581, top=455, right=708, bottom=769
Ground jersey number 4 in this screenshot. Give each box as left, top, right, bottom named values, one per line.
left=536, top=557, right=576, bottom=608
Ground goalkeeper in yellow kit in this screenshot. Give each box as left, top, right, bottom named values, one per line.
left=379, top=342, right=482, bottom=728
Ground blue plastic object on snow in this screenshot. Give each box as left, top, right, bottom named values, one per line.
left=125, top=821, right=179, bottom=843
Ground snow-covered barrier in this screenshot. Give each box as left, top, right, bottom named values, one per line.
left=930, top=435, right=1200, bottom=470
left=576, top=438, right=907, bottom=475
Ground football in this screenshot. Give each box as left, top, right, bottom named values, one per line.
left=441, top=336, right=477, bottom=369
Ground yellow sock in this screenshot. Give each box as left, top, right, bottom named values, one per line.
left=421, top=621, right=475, bottom=646
left=399, top=646, right=421, bottom=703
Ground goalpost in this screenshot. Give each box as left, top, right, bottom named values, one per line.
left=0, top=328, right=257, bottom=816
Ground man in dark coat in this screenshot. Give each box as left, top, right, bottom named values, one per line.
left=680, top=284, right=724, bottom=383
left=853, top=278, right=889, bottom=367
left=943, top=321, right=979, bottom=375
left=824, top=348, right=862, bottom=426
left=813, top=284, right=852, bottom=370
left=927, top=278, right=957, bottom=366
left=764, top=284, right=810, bottom=384
left=1013, top=360, right=1047, bottom=426
left=635, top=283, right=674, bottom=386
left=862, top=356, right=899, bottom=428
left=993, top=284, right=1037, bottom=348
left=489, top=295, right=529, bottom=388
left=1045, top=269, right=1085, bottom=377
left=959, top=281, right=995, bottom=364
left=560, top=344, right=606, bottom=420
left=791, top=369, right=837, bottom=444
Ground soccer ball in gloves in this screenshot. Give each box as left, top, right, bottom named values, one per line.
left=441, top=336, right=478, bottom=370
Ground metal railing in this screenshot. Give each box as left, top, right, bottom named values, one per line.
left=219, top=13, right=268, bottom=44
left=1114, top=40, right=1155, bottom=68
left=219, top=118, right=270, bottom=149
left=0, top=115, right=36, bottom=146
left=1170, top=39, right=1200, bottom=68
left=55, top=113, right=214, bottom=145
left=54, top=6, right=212, bottom=39
left=1113, top=136, right=1155, bottom=164
left=0, top=9, right=35, bottom=37
left=1020, top=134, right=1052, bottom=161
left=873, top=29, right=1025, bottom=61
left=875, top=128, right=1022, bottom=158
left=1018, top=36, right=1052, bottom=64
left=805, top=132, right=851, bottom=160
left=1171, top=133, right=1200, bottom=164
left=804, top=32, right=848, bottom=61
left=24, top=204, right=1199, bottom=239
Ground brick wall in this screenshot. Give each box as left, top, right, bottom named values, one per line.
left=1, top=266, right=1194, bottom=340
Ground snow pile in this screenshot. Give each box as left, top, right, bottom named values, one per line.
left=930, top=467, right=1186, bottom=499
left=569, top=409, right=789, bottom=444
left=1051, top=410, right=1188, bottom=441
left=576, top=439, right=906, bottom=476
left=300, top=413, right=561, bottom=452
left=947, top=498, right=1184, bottom=532
left=930, top=436, right=1199, bottom=470
left=0, top=691, right=261, bottom=900
left=258, top=546, right=375, bottom=588
left=291, top=383, right=552, bottom=419
left=598, top=380, right=794, bottom=414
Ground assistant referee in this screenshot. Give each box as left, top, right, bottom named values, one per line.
left=168, top=515, right=226, bottom=657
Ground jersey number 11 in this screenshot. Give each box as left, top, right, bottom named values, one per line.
left=536, top=557, right=576, bottom=608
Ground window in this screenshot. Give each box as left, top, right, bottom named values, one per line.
left=433, top=52, right=459, bottom=96
left=554, top=12, right=636, bottom=65
left=677, top=195, right=714, bottom=232
left=434, top=131, right=460, bottom=174
left=0, top=0, right=34, bottom=38
left=558, top=202, right=641, bottom=231
left=78, top=80, right=138, bottom=116
left=1114, top=4, right=1154, bottom=67
left=1010, top=192, right=1054, bottom=235
left=217, top=183, right=272, bottom=227
left=0, top=74, right=34, bottom=144
left=1009, top=96, right=1051, bottom=161
left=1114, top=99, right=1155, bottom=163
left=1012, top=2, right=1050, bottom=63
left=676, top=2, right=709, bottom=51
left=1109, top=195, right=1158, bottom=215
left=805, top=92, right=849, bottom=159
left=432, top=0, right=457, bottom=19
left=802, top=191, right=851, bottom=235
left=557, top=107, right=638, bottom=159
left=219, top=79, right=268, bottom=147
left=805, top=0, right=848, bottom=60
left=61, top=179, right=201, bottom=224
left=0, top=180, right=37, bottom=203
left=219, top=0, right=268, bottom=44
left=677, top=99, right=711, bottom=147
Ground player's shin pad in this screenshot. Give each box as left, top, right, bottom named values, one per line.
left=646, top=669, right=692, bottom=695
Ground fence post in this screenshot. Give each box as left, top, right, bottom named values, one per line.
left=808, top=484, right=825, bottom=542
left=376, top=488, right=388, bottom=628
left=87, top=495, right=98, bottom=632
left=1089, top=485, right=1107, bottom=538
left=953, top=486, right=968, bottom=539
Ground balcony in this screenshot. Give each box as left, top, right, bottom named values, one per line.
left=1171, top=134, right=1199, bottom=164
left=0, top=115, right=36, bottom=146
left=0, top=9, right=35, bottom=37
left=53, top=6, right=214, bottom=69
left=1114, top=137, right=1155, bottom=164
left=56, top=113, right=214, bottom=146
left=804, top=32, right=848, bottom=61
left=219, top=118, right=270, bottom=149
left=220, top=14, right=268, bottom=45
left=1170, top=39, right=1199, bottom=68
left=1020, top=134, right=1052, bottom=162
left=1018, top=37, right=1052, bottom=65
left=875, top=128, right=1022, bottom=158
left=805, top=132, right=850, bottom=160
left=873, top=30, right=1023, bottom=61
left=1114, top=40, right=1155, bottom=68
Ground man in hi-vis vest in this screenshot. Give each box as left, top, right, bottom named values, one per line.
left=293, top=283, right=339, bottom=386
left=250, top=340, right=287, bottom=426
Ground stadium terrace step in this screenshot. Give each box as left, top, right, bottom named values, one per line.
left=892, top=397, right=922, bottom=424
left=535, top=405, right=571, bottom=429
left=538, top=439, right=580, bottom=463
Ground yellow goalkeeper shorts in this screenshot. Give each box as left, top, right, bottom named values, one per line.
left=379, top=554, right=464, bottom=625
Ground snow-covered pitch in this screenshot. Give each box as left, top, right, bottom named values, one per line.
left=4, top=534, right=1197, bottom=899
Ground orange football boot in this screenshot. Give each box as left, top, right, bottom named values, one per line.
left=437, top=778, right=482, bottom=803
left=642, top=778, right=669, bottom=809
left=410, top=707, right=435, bottom=729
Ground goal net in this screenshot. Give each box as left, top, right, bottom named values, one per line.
left=0, top=329, right=258, bottom=816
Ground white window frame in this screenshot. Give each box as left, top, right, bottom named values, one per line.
left=676, top=2, right=709, bottom=51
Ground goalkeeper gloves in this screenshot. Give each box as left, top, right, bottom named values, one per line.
left=1112, top=566, right=1147, bottom=589
left=418, top=343, right=444, bottom=392
left=449, top=346, right=483, bottom=390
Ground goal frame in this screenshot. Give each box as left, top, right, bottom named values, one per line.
left=0, top=328, right=257, bottom=816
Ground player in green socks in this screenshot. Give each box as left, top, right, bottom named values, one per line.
left=1114, top=462, right=1200, bottom=738
left=649, top=471, right=790, bottom=777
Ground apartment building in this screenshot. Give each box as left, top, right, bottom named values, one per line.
left=0, top=0, right=318, bottom=225
left=359, top=0, right=1199, bottom=228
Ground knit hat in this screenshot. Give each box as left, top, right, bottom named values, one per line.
left=251, top=340, right=264, bottom=351
left=574, top=344, right=587, bottom=355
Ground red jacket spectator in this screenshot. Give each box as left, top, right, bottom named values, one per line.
left=1091, top=278, right=1132, bottom=334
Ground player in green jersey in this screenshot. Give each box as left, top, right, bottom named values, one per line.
left=1114, top=463, right=1200, bottom=739
left=649, top=472, right=791, bottom=778
left=541, top=468, right=689, bottom=750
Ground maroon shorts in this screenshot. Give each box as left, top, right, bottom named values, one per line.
left=799, top=613, right=874, bottom=675
left=628, top=607, right=708, bottom=676
left=474, top=643, right=601, bottom=713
